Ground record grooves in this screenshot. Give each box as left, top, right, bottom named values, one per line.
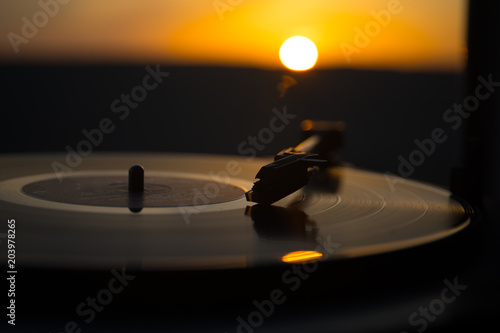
left=0, top=153, right=473, bottom=271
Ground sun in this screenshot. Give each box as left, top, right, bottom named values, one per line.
left=279, top=36, right=318, bottom=71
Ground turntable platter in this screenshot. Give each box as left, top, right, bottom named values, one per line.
left=0, top=153, right=473, bottom=271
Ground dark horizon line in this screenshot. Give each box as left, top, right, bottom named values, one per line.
left=0, top=61, right=463, bottom=75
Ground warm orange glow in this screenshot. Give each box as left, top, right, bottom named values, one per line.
left=301, top=120, right=313, bottom=132
left=278, top=75, right=298, bottom=97
left=0, top=0, right=467, bottom=71
left=279, top=36, right=318, bottom=71
left=281, top=251, right=323, bottom=264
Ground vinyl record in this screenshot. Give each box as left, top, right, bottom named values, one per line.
left=0, top=153, right=473, bottom=271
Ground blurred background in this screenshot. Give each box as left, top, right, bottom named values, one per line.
left=0, top=0, right=467, bottom=187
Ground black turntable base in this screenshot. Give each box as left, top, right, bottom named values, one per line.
left=2, top=152, right=497, bottom=332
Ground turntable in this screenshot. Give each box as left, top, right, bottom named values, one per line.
left=0, top=133, right=480, bottom=333
left=1, top=1, right=500, bottom=332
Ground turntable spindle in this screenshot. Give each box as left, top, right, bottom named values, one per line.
left=128, top=164, right=144, bottom=193
left=128, top=164, right=144, bottom=213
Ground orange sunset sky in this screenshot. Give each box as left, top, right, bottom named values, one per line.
left=0, top=0, right=467, bottom=71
